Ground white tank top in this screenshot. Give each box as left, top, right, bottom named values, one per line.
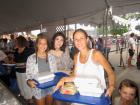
left=75, top=49, right=106, bottom=89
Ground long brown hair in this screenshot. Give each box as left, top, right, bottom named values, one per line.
left=35, top=33, right=49, bottom=63
left=15, top=36, right=28, bottom=48
left=51, top=32, right=66, bottom=52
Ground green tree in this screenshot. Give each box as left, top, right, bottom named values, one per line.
left=110, top=25, right=128, bottom=36
left=97, top=26, right=110, bottom=36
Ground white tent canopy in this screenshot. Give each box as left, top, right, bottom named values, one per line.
left=123, top=30, right=140, bottom=36
left=0, top=0, right=140, bottom=34
left=112, top=15, right=129, bottom=26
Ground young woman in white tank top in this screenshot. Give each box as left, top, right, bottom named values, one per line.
left=76, top=49, right=106, bottom=89
left=55, top=29, right=115, bottom=104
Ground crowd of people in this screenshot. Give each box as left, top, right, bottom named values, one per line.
left=0, top=29, right=139, bottom=105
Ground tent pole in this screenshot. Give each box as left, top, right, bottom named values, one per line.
left=137, top=38, right=139, bottom=56
left=40, top=24, right=43, bottom=32
left=103, top=11, right=105, bottom=37
left=75, top=23, right=76, bottom=30
left=104, top=7, right=109, bottom=59
left=64, top=18, right=67, bottom=37
left=103, top=0, right=111, bottom=59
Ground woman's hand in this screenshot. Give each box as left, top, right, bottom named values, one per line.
left=54, top=77, right=73, bottom=91
left=27, top=80, right=37, bottom=88
left=105, top=86, right=114, bottom=97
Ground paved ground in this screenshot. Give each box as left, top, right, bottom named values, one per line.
left=108, top=47, right=140, bottom=102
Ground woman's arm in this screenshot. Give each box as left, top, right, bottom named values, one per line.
left=26, top=54, right=37, bottom=88
left=0, top=50, right=8, bottom=62
left=92, top=50, right=116, bottom=97
left=26, top=55, right=34, bottom=80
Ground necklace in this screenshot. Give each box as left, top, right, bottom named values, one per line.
left=37, top=52, right=47, bottom=58
left=54, top=50, right=63, bottom=58
left=80, top=50, right=90, bottom=64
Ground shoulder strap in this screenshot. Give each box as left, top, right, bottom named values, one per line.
left=89, top=49, right=94, bottom=58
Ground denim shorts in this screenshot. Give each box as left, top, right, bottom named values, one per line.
left=129, top=49, right=134, bottom=57
left=34, top=87, right=53, bottom=100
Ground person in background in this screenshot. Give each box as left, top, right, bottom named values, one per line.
left=113, top=79, right=139, bottom=105
left=104, top=37, right=112, bottom=60
left=70, top=45, right=79, bottom=60
left=87, top=36, right=94, bottom=49
left=137, top=52, right=140, bottom=69
left=26, top=33, right=57, bottom=105
left=2, top=38, right=8, bottom=52
left=0, top=50, right=9, bottom=63
left=120, top=36, right=125, bottom=48
left=49, top=32, right=73, bottom=73
left=14, top=36, right=34, bottom=104
left=128, top=33, right=136, bottom=67
left=7, top=34, right=15, bottom=53
left=96, top=37, right=104, bottom=53
left=28, top=37, right=34, bottom=49
left=55, top=29, right=115, bottom=105
left=0, top=50, right=10, bottom=86
left=116, top=37, right=121, bottom=53
left=0, top=38, right=3, bottom=49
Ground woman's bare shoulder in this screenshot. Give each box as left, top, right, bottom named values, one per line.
left=92, top=49, right=105, bottom=62
left=92, top=49, right=103, bottom=58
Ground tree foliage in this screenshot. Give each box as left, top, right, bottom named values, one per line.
left=96, top=26, right=110, bottom=36
left=110, top=25, right=128, bottom=36
left=97, top=25, right=129, bottom=36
